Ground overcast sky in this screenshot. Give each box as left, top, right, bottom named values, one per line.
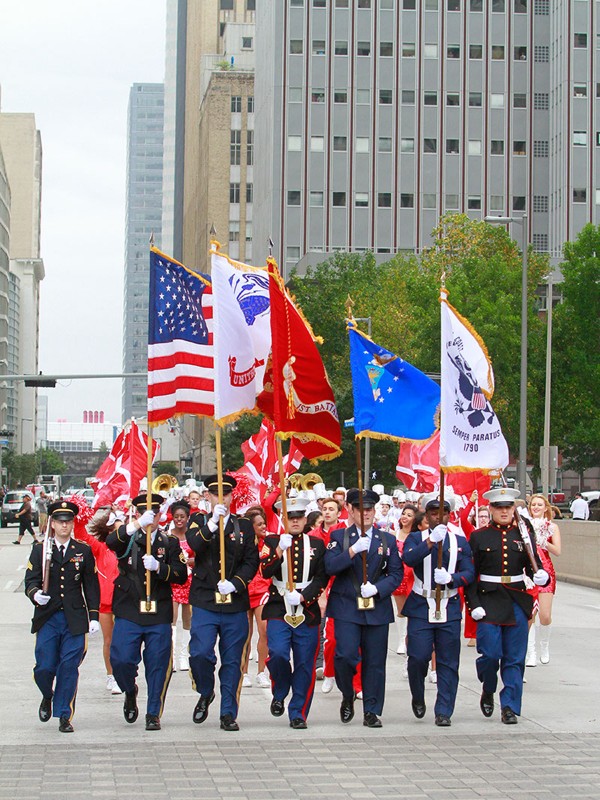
left=0, top=0, right=166, bottom=424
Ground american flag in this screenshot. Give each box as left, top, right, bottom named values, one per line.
left=147, top=248, right=214, bottom=423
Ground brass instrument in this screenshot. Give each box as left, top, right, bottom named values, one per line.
left=152, top=474, right=178, bottom=493
left=288, top=473, right=305, bottom=490
left=301, top=473, right=322, bottom=491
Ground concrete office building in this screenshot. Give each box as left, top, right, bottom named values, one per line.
left=253, top=1, right=600, bottom=277
left=121, top=83, right=164, bottom=423
left=0, top=109, right=44, bottom=453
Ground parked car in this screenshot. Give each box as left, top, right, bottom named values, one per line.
left=1, top=491, right=40, bottom=527
left=581, top=491, right=600, bottom=509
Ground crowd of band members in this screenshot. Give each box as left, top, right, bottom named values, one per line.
left=23, top=479, right=558, bottom=732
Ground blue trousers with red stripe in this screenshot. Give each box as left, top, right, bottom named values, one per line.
left=34, top=611, right=86, bottom=720
left=267, top=618, right=319, bottom=722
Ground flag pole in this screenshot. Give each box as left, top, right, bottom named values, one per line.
left=355, top=437, right=374, bottom=610
left=142, top=425, right=156, bottom=613
left=434, top=469, right=446, bottom=618
left=275, top=436, right=294, bottom=590
left=214, top=427, right=232, bottom=604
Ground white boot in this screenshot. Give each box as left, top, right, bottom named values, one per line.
left=395, top=616, right=407, bottom=655
left=171, top=625, right=178, bottom=672
left=539, top=624, right=551, bottom=664
left=525, top=625, right=537, bottom=667
left=179, top=628, right=191, bottom=671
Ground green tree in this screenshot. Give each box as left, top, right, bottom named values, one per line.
left=38, top=448, right=67, bottom=475
left=214, top=414, right=263, bottom=474
left=551, top=224, right=600, bottom=477
left=153, top=461, right=179, bottom=478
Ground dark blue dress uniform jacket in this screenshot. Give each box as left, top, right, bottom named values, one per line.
left=25, top=538, right=100, bottom=635
left=324, top=525, right=403, bottom=625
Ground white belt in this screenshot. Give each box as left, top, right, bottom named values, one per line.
left=479, top=573, right=525, bottom=584
left=412, top=584, right=457, bottom=600
left=272, top=577, right=311, bottom=592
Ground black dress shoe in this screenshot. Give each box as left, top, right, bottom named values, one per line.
left=58, top=716, right=74, bottom=733
left=39, top=696, right=52, bottom=723
left=435, top=714, right=451, bottom=727
left=363, top=712, right=382, bottom=728
left=290, top=717, right=307, bottom=729
left=123, top=685, right=138, bottom=723
left=480, top=691, right=494, bottom=718
left=145, top=714, right=161, bottom=731
left=340, top=696, right=355, bottom=724
left=411, top=699, right=426, bottom=719
left=270, top=698, right=285, bottom=717
left=192, top=691, right=215, bottom=724
left=220, top=714, right=239, bottom=731
left=501, top=707, right=518, bottom=725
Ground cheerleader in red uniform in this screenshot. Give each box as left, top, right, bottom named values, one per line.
left=392, top=505, right=418, bottom=655
left=169, top=500, right=194, bottom=672
left=243, top=507, right=272, bottom=688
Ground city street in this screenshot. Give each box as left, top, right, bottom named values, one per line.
left=0, top=526, right=599, bottom=799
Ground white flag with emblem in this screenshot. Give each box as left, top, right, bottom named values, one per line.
left=211, top=249, right=271, bottom=425
left=439, top=288, right=508, bottom=473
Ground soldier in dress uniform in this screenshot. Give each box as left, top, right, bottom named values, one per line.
left=186, top=474, right=258, bottom=731
left=24, top=500, right=100, bottom=733
left=260, top=496, right=328, bottom=729
left=401, top=493, right=474, bottom=727
left=106, top=493, right=188, bottom=731
left=466, top=487, right=549, bottom=725
left=324, top=488, right=403, bottom=728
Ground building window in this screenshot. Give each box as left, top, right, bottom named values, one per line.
left=312, top=90, right=326, bottom=103
left=401, top=138, right=415, bottom=153
left=334, top=90, right=347, bottom=103
left=355, top=193, right=369, bottom=207
left=597, top=132, right=600, bottom=147
left=468, top=140, right=482, bottom=155
left=514, top=93, right=527, bottom=108
left=229, top=222, right=240, bottom=242
left=379, top=137, right=392, bottom=152
left=447, top=93, right=460, bottom=106
left=400, top=193, right=414, bottom=208
left=490, top=140, right=504, bottom=155
left=246, top=130, right=253, bottom=165
left=534, top=0, right=549, bottom=13
left=447, top=45, right=460, bottom=59
left=356, top=89, right=370, bottom=103
left=573, top=188, right=586, bottom=203
left=230, top=183, right=240, bottom=203
left=378, top=193, right=392, bottom=207
left=533, top=234, right=548, bottom=252
left=534, top=45, right=549, bottom=62
left=513, top=140, right=527, bottom=155
left=246, top=0, right=256, bottom=9
left=333, top=136, right=347, bottom=151
left=242, top=37, right=253, bottom=49
left=469, top=44, right=483, bottom=59
left=534, top=93, right=549, bottom=110
left=290, top=40, right=303, bottom=55
left=514, top=46, right=527, bottom=60
left=402, top=43, right=416, bottom=57
left=357, top=41, right=371, bottom=56
left=534, top=141, right=549, bottom=157
left=356, top=137, right=370, bottom=153
left=230, top=130, right=241, bottom=165
left=574, top=84, right=587, bottom=98
left=424, top=91, right=438, bottom=105
left=490, top=195, right=504, bottom=208
left=424, top=44, right=438, bottom=58
left=468, top=196, right=481, bottom=209
left=334, top=0, right=348, bottom=5
left=287, top=246, right=301, bottom=260
left=312, top=40, right=326, bottom=55
left=246, top=183, right=253, bottom=203
left=574, top=33, right=587, bottom=48
left=310, top=191, right=324, bottom=207
left=470, top=0, right=483, bottom=9
left=447, top=0, right=461, bottom=9
left=311, top=136, right=324, bottom=151
left=289, top=88, right=302, bottom=102
left=423, top=194, right=437, bottom=208
left=313, top=0, right=326, bottom=6
left=220, top=0, right=234, bottom=9
left=287, top=191, right=301, bottom=206
left=332, top=192, right=346, bottom=207
left=514, top=0, right=527, bottom=11
left=573, top=131, right=587, bottom=146
left=380, top=42, right=394, bottom=57
left=404, top=0, right=416, bottom=7
left=513, top=196, right=526, bottom=211
left=231, top=96, right=242, bottom=112
left=446, top=194, right=459, bottom=208
left=379, top=89, right=393, bottom=104
left=533, top=196, right=548, bottom=212
left=446, top=139, right=460, bottom=154
left=492, top=0, right=505, bottom=10
left=358, top=0, right=371, bottom=7
left=247, top=96, right=254, bottom=113
left=402, top=90, right=415, bottom=104
left=469, top=92, right=482, bottom=107
left=424, top=138, right=437, bottom=153
left=288, top=135, right=302, bottom=151
left=335, top=41, right=348, bottom=55
left=491, top=94, right=505, bottom=108
left=491, top=45, right=505, bottom=59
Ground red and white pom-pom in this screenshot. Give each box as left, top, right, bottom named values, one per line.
left=228, top=471, right=255, bottom=514
left=65, top=493, right=95, bottom=538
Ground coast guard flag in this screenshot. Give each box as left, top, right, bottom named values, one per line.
left=211, top=249, right=271, bottom=425
left=439, top=289, right=508, bottom=473
left=147, top=247, right=214, bottom=423
left=348, top=324, right=440, bottom=442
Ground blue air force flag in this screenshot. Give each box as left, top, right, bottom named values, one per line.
left=439, top=289, right=509, bottom=473
left=348, top=325, right=440, bottom=442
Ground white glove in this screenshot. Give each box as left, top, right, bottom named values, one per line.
left=434, top=567, right=452, bottom=585
left=114, top=511, right=126, bottom=523
left=279, top=533, right=293, bottom=551
left=33, top=590, right=50, bottom=606
left=533, top=569, right=549, bottom=586
left=210, top=504, right=228, bottom=525
left=142, top=554, right=160, bottom=572
left=137, top=510, right=156, bottom=529
left=471, top=606, right=486, bottom=621
left=285, top=589, right=303, bottom=606
left=160, top=496, right=176, bottom=514
left=429, top=524, right=447, bottom=544
left=352, top=535, right=370, bottom=554
left=217, top=579, right=236, bottom=595
left=89, top=620, right=100, bottom=635
left=360, top=581, right=378, bottom=598
left=107, top=512, right=117, bottom=527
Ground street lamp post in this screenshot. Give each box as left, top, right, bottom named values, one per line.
left=484, top=214, right=528, bottom=497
